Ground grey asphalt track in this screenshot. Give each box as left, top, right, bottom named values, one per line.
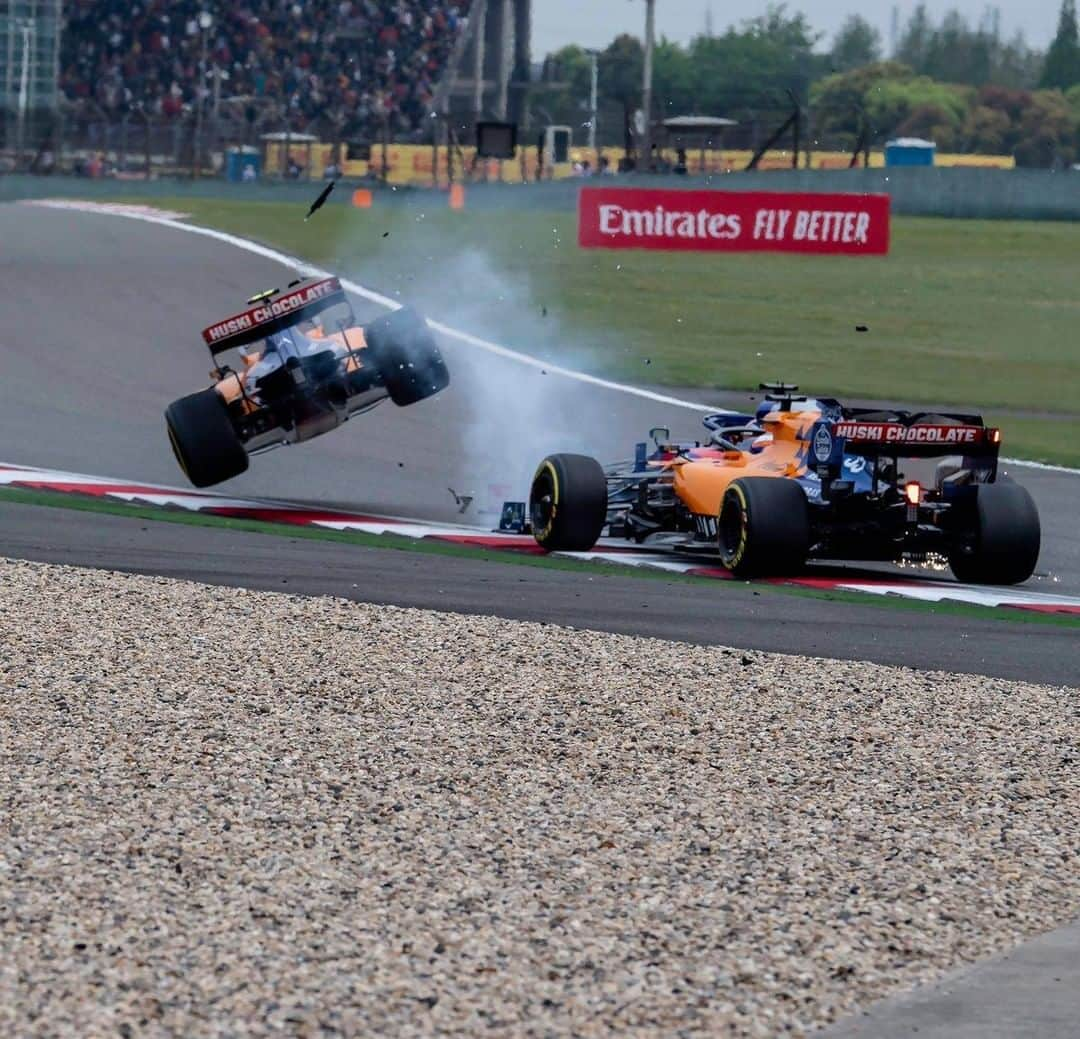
left=825, top=917, right=1080, bottom=1038
left=0, top=203, right=733, bottom=526
left=0, top=201, right=1077, bottom=622
left=4, top=497, right=1079, bottom=685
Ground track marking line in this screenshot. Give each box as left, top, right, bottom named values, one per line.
left=1002, top=458, right=1080, bottom=475
left=15, top=199, right=1079, bottom=476
left=18, top=200, right=722, bottom=415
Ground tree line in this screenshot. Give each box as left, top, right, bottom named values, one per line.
left=539, top=1, right=1080, bottom=167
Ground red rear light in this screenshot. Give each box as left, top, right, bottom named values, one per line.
left=988, top=428, right=1002, bottom=444
left=905, top=481, right=922, bottom=505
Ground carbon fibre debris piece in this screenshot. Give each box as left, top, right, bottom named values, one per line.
left=304, top=181, right=335, bottom=222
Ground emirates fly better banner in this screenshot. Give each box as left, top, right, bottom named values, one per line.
left=578, top=187, right=890, bottom=255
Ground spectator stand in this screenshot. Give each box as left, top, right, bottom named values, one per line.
left=44, top=1, right=475, bottom=180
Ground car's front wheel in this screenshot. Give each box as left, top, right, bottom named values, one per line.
left=948, top=480, right=1040, bottom=585
left=365, top=306, right=449, bottom=406
left=718, top=477, right=810, bottom=577
left=529, top=453, right=608, bottom=552
left=165, top=388, right=249, bottom=488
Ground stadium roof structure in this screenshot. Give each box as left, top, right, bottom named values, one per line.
left=885, top=136, right=935, bottom=148
left=660, top=116, right=738, bottom=165
left=260, top=131, right=320, bottom=142
left=662, top=115, right=738, bottom=130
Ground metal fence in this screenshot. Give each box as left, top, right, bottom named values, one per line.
left=0, top=100, right=438, bottom=179
left=0, top=102, right=283, bottom=176
left=1, top=90, right=875, bottom=180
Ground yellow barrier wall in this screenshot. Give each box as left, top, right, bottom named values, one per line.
left=262, top=141, right=1015, bottom=186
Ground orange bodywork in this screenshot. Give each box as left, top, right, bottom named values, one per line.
left=212, top=324, right=368, bottom=406
left=670, top=409, right=818, bottom=517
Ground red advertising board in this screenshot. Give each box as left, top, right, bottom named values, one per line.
left=578, top=186, right=890, bottom=255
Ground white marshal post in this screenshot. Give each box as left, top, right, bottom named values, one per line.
left=16, top=19, right=33, bottom=169
left=194, top=10, right=212, bottom=178
left=641, top=0, right=655, bottom=171
left=586, top=48, right=599, bottom=152
left=472, top=0, right=487, bottom=123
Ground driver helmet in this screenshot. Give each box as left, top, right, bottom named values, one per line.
left=755, top=399, right=779, bottom=423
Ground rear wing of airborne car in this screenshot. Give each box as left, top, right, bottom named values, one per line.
left=200, top=276, right=350, bottom=356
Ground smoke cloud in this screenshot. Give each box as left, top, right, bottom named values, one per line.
left=336, top=214, right=672, bottom=523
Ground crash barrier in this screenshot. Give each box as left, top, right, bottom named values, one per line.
left=578, top=187, right=890, bottom=255
left=0, top=168, right=1076, bottom=221
left=689, top=167, right=1080, bottom=222
left=458, top=169, right=1080, bottom=221
left=453, top=169, right=1079, bottom=222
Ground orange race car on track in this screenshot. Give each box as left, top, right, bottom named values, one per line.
left=521, top=384, right=1041, bottom=585
left=165, top=276, right=448, bottom=487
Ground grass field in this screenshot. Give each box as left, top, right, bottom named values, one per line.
left=145, top=198, right=1079, bottom=465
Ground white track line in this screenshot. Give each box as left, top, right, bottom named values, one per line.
left=23, top=199, right=1080, bottom=475
left=25, top=201, right=720, bottom=415
left=1002, top=457, right=1080, bottom=475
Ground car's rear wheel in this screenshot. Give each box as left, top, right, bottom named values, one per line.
left=718, top=477, right=810, bottom=577
left=948, top=480, right=1040, bottom=585
left=529, top=453, right=607, bottom=552
left=365, top=307, right=449, bottom=406
left=165, top=388, right=249, bottom=488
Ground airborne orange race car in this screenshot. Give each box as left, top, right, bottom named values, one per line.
left=524, top=384, right=1040, bottom=585
left=165, top=277, right=448, bottom=487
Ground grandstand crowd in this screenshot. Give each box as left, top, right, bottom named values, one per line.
left=59, top=1, right=472, bottom=137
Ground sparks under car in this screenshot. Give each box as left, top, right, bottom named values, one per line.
left=165, top=276, right=448, bottom=487
left=524, top=384, right=1040, bottom=585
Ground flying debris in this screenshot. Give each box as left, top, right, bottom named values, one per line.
left=304, top=181, right=336, bottom=221
left=448, top=487, right=474, bottom=514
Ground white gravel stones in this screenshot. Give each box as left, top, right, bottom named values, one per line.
left=1, top=556, right=1077, bottom=1037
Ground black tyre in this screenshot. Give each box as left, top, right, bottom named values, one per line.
left=529, top=453, right=608, bottom=552
left=165, top=388, right=249, bottom=488
left=718, top=477, right=810, bottom=577
left=365, top=306, right=449, bottom=406
left=948, top=480, right=1040, bottom=585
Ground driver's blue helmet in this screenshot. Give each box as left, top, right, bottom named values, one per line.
left=266, top=325, right=315, bottom=357
left=755, top=399, right=777, bottom=423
